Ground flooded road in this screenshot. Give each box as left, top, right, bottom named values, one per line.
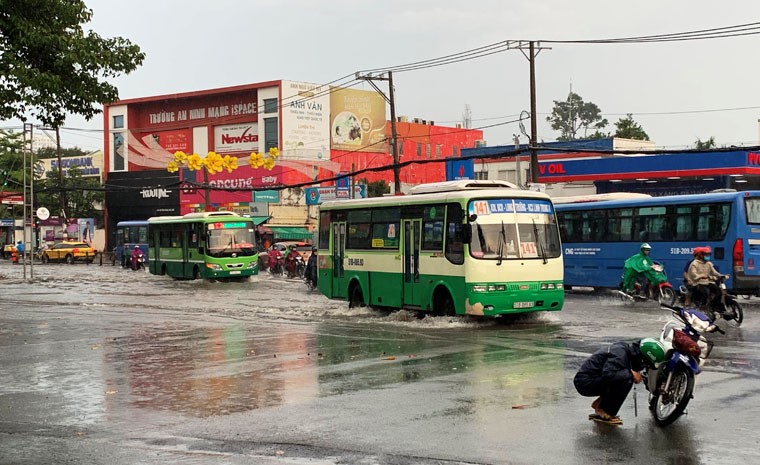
left=1, top=261, right=759, bottom=464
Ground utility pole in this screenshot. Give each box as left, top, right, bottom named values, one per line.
left=22, top=123, right=34, bottom=279
left=355, top=71, right=401, bottom=194
left=56, top=126, right=66, bottom=218
left=515, top=41, right=550, bottom=184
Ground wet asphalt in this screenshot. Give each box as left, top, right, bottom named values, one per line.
left=0, top=259, right=759, bottom=464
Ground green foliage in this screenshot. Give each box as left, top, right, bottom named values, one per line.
left=36, top=146, right=89, bottom=159
left=36, top=165, right=103, bottom=220
left=694, top=137, right=717, bottom=150
left=614, top=114, right=650, bottom=141
left=547, top=92, right=609, bottom=141
left=364, top=179, right=390, bottom=198
left=0, top=0, right=145, bottom=127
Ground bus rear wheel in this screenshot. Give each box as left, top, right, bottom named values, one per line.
left=349, top=284, right=365, bottom=308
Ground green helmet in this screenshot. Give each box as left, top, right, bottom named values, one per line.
left=640, top=337, right=666, bottom=366
left=640, top=243, right=652, bottom=250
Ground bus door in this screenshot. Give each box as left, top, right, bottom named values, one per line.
left=403, top=219, right=422, bottom=306
left=332, top=221, right=347, bottom=299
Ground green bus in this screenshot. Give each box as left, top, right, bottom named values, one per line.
left=147, top=211, right=259, bottom=280
left=317, top=180, right=564, bottom=316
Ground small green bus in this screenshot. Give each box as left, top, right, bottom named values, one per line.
left=317, top=180, right=564, bottom=316
left=147, top=211, right=259, bottom=279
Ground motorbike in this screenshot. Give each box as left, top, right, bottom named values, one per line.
left=619, top=261, right=676, bottom=305
left=269, top=256, right=284, bottom=275
left=680, top=274, right=743, bottom=328
left=642, top=303, right=723, bottom=426
left=129, top=251, right=146, bottom=271
left=284, top=254, right=304, bottom=279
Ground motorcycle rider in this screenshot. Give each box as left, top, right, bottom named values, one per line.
left=268, top=246, right=283, bottom=274
left=284, top=245, right=300, bottom=277
left=622, top=243, right=656, bottom=296
left=574, top=338, right=662, bottom=425
left=130, top=245, right=144, bottom=269
left=687, top=246, right=723, bottom=307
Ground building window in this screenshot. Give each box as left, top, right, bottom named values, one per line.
left=416, top=143, right=422, bottom=157
left=264, top=117, right=278, bottom=151
left=398, top=141, right=404, bottom=155
left=113, top=133, right=124, bottom=171
left=453, top=145, right=459, bottom=157
left=113, top=115, right=124, bottom=129
left=264, top=98, right=277, bottom=114
left=426, top=144, right=431, bottom=159
left=435, top=144, right=441, bottom=158
left=475, top=171, right=488, bottom=180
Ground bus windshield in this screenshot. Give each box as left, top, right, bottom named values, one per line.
left=206, top=226, right=256, bottom=257
left=470, top=220, right=561, bottom=260
left=468, top=198, right=561, bottom=260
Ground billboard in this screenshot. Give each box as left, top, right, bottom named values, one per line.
left=330, top=87, right=386, bottom=153
left=305, top=185, right=367, bottom=205
left=281, top=81, right=331, bottom=161
left=34, top=151, right=104, bottom=180
left=214, top=123, right=259, bottom=153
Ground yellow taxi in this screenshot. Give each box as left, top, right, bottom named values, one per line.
left=42, top=241, right=97, bottom=264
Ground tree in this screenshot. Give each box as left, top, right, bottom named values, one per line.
left=363, top=179, right=389, bottom=198
left=694, top=137, right=717, bottom=150
left=36, top=165, right=103, bottom=220
left=614, top=114, right=650, bottom=140
left=36, top=146, right=89, bottom=159
left=547, top=92, right=608, bottom=141
left=0, top=0, right=145, bottom=127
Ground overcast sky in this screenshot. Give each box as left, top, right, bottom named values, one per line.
left=25, top=0, right=760, bottom=152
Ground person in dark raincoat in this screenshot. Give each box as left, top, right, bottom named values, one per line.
left=573, top=339, right=655, bottom=425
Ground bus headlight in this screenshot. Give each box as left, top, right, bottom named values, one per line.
left=472, top=285, right=488, bottom=292
left=247, top=261, right=257, bottom=269
left=206, top=263, right=223, bottom=271
left=540, top=282, right=562, bottom=290
left=472, top=284, right=506, bottom=293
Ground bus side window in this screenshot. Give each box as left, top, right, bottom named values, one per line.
left=445, top=203, right=464, bottom=265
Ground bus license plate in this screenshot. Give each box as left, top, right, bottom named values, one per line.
left=513, top=301, right=534, bottom=309
left=229, top=271, right=241, bottom=275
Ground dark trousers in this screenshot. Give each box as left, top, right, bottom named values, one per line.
left=573, top=373, right=633, bottom=416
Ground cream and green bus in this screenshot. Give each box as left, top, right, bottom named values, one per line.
left=147, top=211, right=259, bottom=280
left=316, top=180, right=564, bottom=316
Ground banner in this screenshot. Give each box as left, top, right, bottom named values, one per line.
left=330, top=87, right=386, bottom=153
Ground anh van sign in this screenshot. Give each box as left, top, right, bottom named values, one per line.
left=214, top=123, right=259, bottom=153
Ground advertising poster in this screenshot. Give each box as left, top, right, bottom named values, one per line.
left=214, top=123, right=259, bottom=153
left=330, top=87, right=386, bottom=153
left=281, top=80, right=331, bottom=160
left=127, top=129, right=192, bottom=170
left=180, top=165, right=283, bottom=213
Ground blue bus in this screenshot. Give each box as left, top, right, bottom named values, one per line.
left=555, top=190, right=760, bottom=295
left=114, top=220, right=149, bottom=267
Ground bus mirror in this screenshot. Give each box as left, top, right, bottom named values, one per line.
left=468, top=214, right=478, bottom=222
left=463, top=225, right=472, bottom=244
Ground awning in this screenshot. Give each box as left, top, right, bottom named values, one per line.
left=268, top=226, right=313, bottom=241
left=250, top=216, right=269, bottom=225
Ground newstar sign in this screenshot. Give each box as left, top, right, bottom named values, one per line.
left=214, top=123, right=259, bottom=153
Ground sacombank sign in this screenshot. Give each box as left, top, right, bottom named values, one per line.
left=214, top=123, right=259, bottom=153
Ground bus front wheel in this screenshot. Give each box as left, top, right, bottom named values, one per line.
left=434, top=288, right=456, bottom=317
left=349, top=284, right=365, bottom=308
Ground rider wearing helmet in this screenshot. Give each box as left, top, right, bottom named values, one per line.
left=621, top=243, right=659, bottom=296
left=574, top=339, right=649, bottom=425
left=687, top=246, right=722, bottom=307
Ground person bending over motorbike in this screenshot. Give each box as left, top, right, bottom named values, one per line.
left=574, top=339, right=660, bottom=425
left=622, top=243, right=659, bottom=296
left=687, top=246, right=723, bottom=307
left=130, top=246, right=144, bottom=269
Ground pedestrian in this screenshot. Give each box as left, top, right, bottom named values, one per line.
left=16, top=240, right=25, bottom=262
left=574, top=338, right=664, bottom=425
